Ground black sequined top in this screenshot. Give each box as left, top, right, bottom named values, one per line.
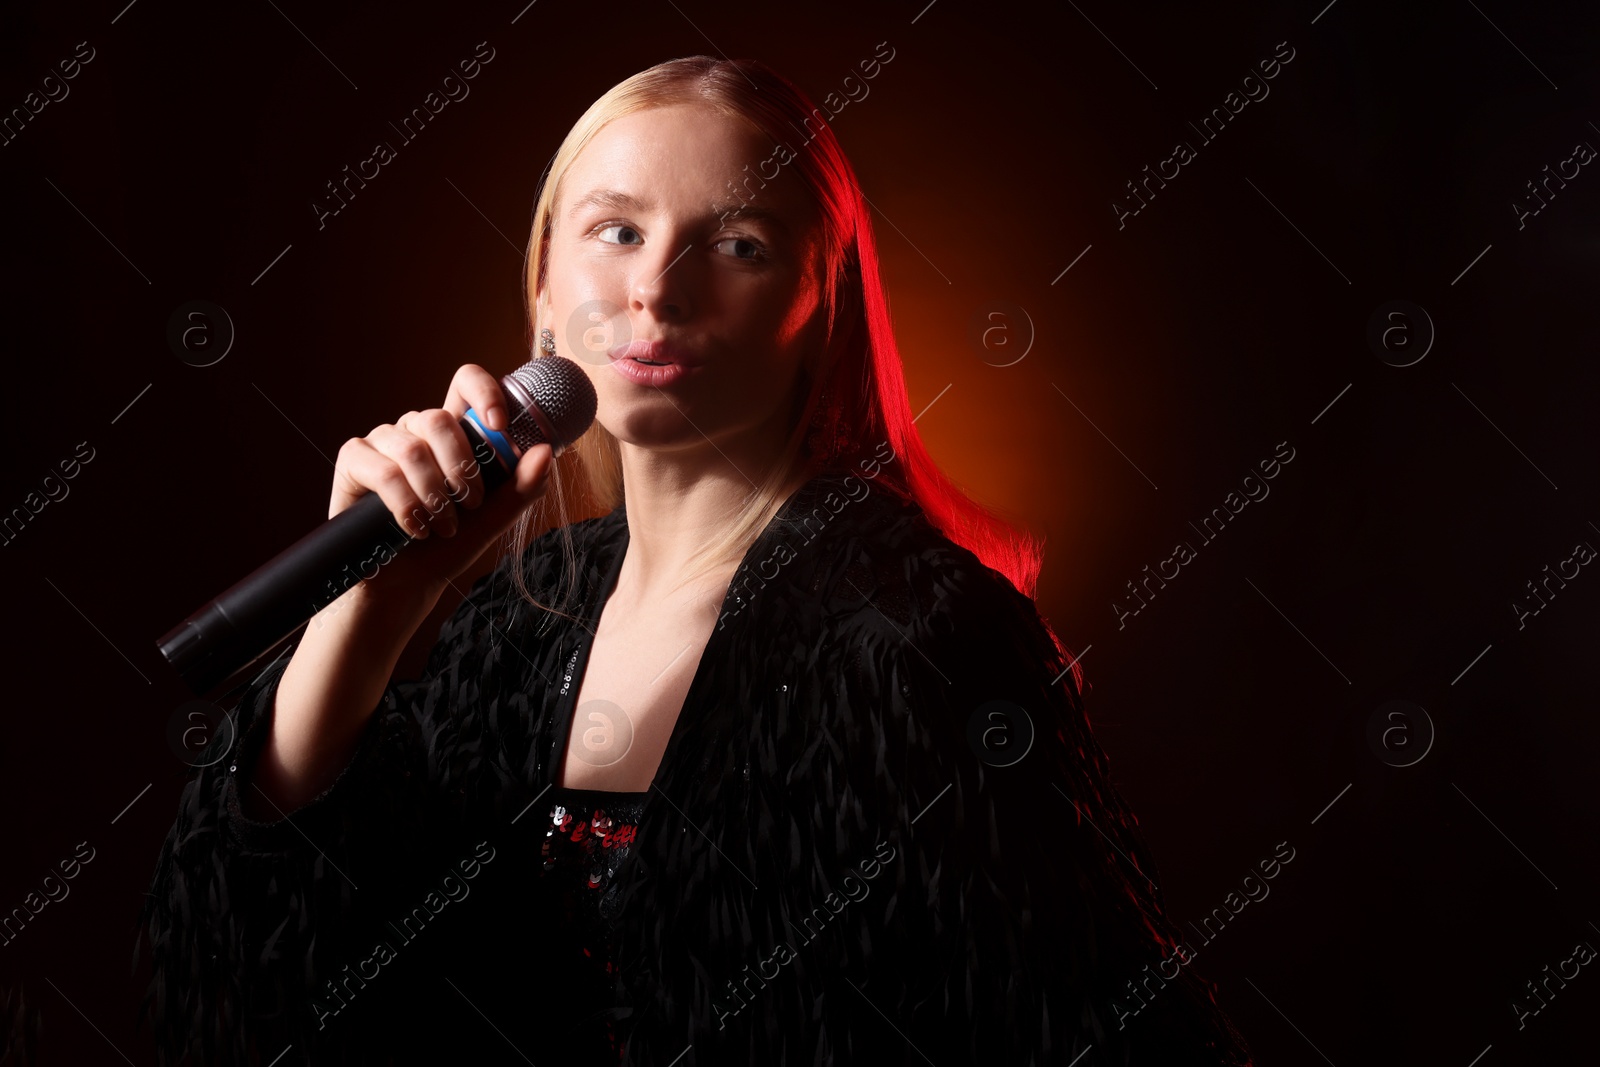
left=541, top=786, right=645, bottom=924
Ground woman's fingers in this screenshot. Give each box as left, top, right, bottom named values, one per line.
left=326, top=361, right=534, bottom=559
left=443, top=363, right=508, bottom=433
left=331, top=422, right=456, bottom=538
left=400, top=408, right=485, bottom=514
left=332, top=434, right=426, bottom=535
left=370, top=420, right=464, bottom=537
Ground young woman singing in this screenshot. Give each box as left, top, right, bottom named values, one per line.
left=139, top=55, right=1254, bottom=1067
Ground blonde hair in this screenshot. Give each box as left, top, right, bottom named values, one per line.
left=505, top=56, right=1045, bottom=645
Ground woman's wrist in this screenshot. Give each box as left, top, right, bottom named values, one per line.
left=341, top=572, right=447, bottom=628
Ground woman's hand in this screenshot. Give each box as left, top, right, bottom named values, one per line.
left=247, top=363, right=558, bottom=818
left=328, top=363, right=556, bottom=602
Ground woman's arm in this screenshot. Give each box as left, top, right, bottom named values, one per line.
left=139, top=354, right=562, bottom=1064
left=239, top=362, right=556, bottom=817
left=137, top=534, right=550, bottom=1066
left=663, top=546, right=1256, bottom=1067
left=835, top=561, right=1256, bottom=1065
left=242, top=577, right=444, bottom=817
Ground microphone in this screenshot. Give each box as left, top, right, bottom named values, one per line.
left=157, top=355, right=598, bottom=696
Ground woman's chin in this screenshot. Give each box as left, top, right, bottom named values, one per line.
left=602, top=415, right=713, bottom=451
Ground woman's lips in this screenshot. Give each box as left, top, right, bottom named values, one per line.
left=604, top=343, right=700, bottom=385
left=609, top=339, right=701, bottom=367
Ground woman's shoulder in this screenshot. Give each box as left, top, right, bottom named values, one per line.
left=794, top=473, right=1063, bottom=673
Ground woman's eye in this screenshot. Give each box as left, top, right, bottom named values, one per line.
left=595, top=223, right=642, bottom=245
left=714, top=236, right=767, bottom=261
left=593, top=223, right=763, bottom=261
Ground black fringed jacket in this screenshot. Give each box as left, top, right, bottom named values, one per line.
left=138, top=461, right=1254, bottom=1065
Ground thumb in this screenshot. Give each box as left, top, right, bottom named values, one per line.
left=468, top=442, right=554, bottom=529
left=509, top=441, right=555, bottom=500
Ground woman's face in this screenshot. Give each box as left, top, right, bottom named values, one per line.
left=543, top=103, right=828, bottom=457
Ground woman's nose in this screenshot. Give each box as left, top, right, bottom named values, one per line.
left=629, top=240, right=696, bottom=322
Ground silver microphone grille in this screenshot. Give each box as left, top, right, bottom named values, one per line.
left=500, top=355, right=598, bottom=456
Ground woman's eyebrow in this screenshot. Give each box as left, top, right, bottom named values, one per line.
left=567, top=187, right=791, bottom=236
left=566, top=188, right=648, bottom=219
left=713, top=203, right=791, bottom=236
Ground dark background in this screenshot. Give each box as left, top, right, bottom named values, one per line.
left=2, top=0, right=1598, bottom=1062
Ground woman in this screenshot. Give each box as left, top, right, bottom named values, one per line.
left=138, top=56, right=1254, bottom=1065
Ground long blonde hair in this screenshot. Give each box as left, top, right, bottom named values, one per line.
left=506, top=56, right=1045, bottom=639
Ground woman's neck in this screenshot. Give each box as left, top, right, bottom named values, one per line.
left=614, top=430, right=809, bottom=608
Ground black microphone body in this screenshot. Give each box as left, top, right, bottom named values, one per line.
left=157, top=355, right=597, bottom=695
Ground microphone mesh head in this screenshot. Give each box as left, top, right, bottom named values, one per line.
left=501, top=355, right=598, bottom=454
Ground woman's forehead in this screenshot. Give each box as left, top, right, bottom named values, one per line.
left=582, top=102, right=762, bottom=161
left=561, top=104, right=818, bottom=229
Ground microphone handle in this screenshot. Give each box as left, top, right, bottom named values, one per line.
left=158, top=409, right=517, bottom=695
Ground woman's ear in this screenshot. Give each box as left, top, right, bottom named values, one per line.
left=534, top=293, right=552, bottom=343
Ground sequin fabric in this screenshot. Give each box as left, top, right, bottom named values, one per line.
left=541, top=785, right=645, bottom=1065
left=542, top=787, right=645, bottom=919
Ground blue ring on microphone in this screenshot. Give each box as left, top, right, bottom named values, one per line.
left=464, top=408, right=518, bottom=474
